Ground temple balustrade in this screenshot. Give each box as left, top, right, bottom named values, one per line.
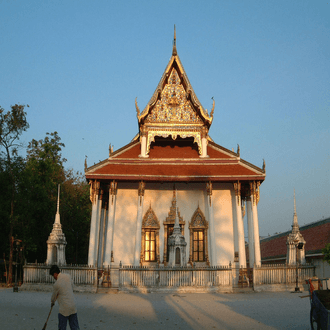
left=22, top=263, right=97, bottom=287
left=253, top=263, right=315, bottom=291
left=21, top=262, right=316, bottom=292
left=119, top=264, right=232, bottom=290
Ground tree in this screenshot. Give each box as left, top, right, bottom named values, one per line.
left=61, top=170, right=91, bottom=264
left=0, top=104, right=29, bottom=285
left=322, top=243, right=330, bottom=265
left=22, top=132, right=66, bottom=262
left=22, top=133, right=91, bottom=264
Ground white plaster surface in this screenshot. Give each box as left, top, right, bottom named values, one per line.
left=0, top=287, right=312, bottom=329
left=109, top=182, right=236, bottom=267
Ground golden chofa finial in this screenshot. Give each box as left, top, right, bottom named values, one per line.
left=210, top=97, right=215, bottom=117
left=172, top=24, right=177, bottom=56
left=135, top=97, right=140, bottom=117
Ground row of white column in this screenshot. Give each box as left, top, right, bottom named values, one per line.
left=233, top=182, right=261, bottom=268
left=87, top=181, right=261, bottom=268
left=88, top=182, right=117, bottom=267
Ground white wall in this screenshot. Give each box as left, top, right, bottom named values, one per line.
left=212, top=183, right=235, bottom=265
left=111, top=182, right=235, bottom=266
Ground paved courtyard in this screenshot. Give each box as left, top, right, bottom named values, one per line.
left=0, top=288, right=311, bottom=329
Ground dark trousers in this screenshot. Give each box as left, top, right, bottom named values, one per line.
left=58, top=313, right=80, bottom=330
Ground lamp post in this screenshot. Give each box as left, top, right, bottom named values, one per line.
left=13, top=239, right=22, bottom=293
left=294, top=242, right=304, bottom=292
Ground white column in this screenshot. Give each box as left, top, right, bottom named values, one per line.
left=234, top=183, right=246, bottom=268
left=100, top=208, right=108, bottom=267
left=200, top=127, right=208, bottom=158
left=104, top=181, right=117, bottom=267
left=207, top=182, right=216, bottom=265
left=201, top=137, right=208, bottom=157
left=93, top=196, right=102, bottom=266
left=232, top=195, right=239, bottom=260
left=251, top=182, right=261, bottom=267
left=134, top=181, right=145, bottom=266
left=46, top=244, right=53, bottom=265
left=252, top=196, right=261, bottom=266
left=97, top=207, right=105, bottom=268
left=88, top=181, right=100, bottom=266
left=246, top=198, right=255, bottom=267
left=139, top=130, right=149, bottom=158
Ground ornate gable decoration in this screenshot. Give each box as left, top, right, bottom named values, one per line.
left=142, top=205, right=160, bottom=228
left=135, top=30, right=214, bottom=156
left=189, top=206, right=208, bottom=229
left=145, top=68, right=202, bottom=125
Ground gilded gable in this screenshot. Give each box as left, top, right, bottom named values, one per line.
left=145, top=68, right=203, bottom=125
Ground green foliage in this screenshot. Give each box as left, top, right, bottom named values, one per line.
left=19, top=132, right=91, bottom=263
left=322, top=243, right=330, bottom=265
left=0, top=104, right=29, bottom=283
left=61, top=170, right=91, bottom=264
left=0, top=104, right=29, bottom=159
left=0, top=106, right=91, bottom=268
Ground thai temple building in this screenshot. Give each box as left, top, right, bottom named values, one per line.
left=85, top=30, right=266, bottom=271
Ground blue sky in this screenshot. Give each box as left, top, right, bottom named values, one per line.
left=1, top=0, right=329, bottom=237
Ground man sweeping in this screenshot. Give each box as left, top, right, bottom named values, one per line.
left=50, top=265, right=80, bottom=330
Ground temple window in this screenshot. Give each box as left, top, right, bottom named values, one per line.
left=193, top=230, right=204, bottom=261
left=189, top=207, right=209, bottom=265
left=141, top=205, right=160, bottom=265
left=144, top=230, right=156, bottom=262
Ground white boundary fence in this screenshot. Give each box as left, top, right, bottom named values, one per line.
left=119, top=265, right=232, bottom=289
left=253, top=263, right=315, bottom=290
left=23, top=263, right=97, bottom=286
left=21, top=263, right=316, bottom=292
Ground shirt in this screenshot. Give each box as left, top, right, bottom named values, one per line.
left=51, top=272, right=77, bottom=317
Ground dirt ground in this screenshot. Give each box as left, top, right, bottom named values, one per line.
left=0, top=287, right=311, bottom=330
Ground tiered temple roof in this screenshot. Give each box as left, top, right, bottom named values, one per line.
left=85, top=29, right=265, bottom=185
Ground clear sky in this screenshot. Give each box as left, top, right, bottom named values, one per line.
left=1, top=0, right=329, bottom=237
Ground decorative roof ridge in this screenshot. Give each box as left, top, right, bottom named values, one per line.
left=85, top=158, right=109, bottom=173
left=208, top=140, right=238, bottom=157
left=239, top=158, right=266, bottom=176
left=109, top=139, right=139, bottom=158
left=260, top=216, right=330, bottom=243
left=299, top=217, right=330, bottom=231
left=85, top=140, right=140, bottom=173
left=208, top=141, right=265, bottom=175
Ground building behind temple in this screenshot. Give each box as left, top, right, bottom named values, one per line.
left=260, top=191, right=330, bottom=278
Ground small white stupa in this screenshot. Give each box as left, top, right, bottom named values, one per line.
left=286, top=190, right=306, bottom=265
left=168, top=192, right=187, bottom=267
left=46, top=185, right=67, bottom=265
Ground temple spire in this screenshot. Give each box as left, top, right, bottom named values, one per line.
left=55, top=184, right=61, bottom=224
left=46, top=183, right=67, bottom=265
left=172, top=25, right=177, bottom=56
left=292, top=189, right=299, bottom=234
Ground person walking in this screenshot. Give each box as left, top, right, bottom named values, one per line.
left=50, top=265, right=80, bottom=330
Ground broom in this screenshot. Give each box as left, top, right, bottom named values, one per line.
left=42, top=304, right=54, bottom=330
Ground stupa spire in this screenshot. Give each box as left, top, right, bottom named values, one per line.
left=55, top=184, right=61, bottom=224
left=46, top=184, right=67, bottom=265
left=292, top=189, right=299, bottom=234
